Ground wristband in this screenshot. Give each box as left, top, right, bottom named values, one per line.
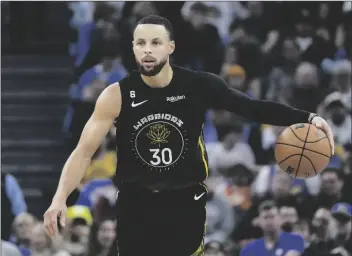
left=308, top=113, right=319, bottom=124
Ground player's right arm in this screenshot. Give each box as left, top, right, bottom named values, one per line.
left=43, top=83, right=121, bottom=237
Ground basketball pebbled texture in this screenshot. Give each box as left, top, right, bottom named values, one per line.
left=275, top=123, right=331, bottom=179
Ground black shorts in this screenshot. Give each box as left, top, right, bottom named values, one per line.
left=116, top=183, right=207, bottom=256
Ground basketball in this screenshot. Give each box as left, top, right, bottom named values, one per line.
left=275, top=123, right=331, bottom=179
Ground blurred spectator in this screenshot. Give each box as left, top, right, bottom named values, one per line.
left=293, top=219, right=311, bottom=249
left=303, top=208, right=336, bottom=256
left=330, top=60, right=352, bottom=111
left=119, top=2, right=159, bottom=72
left=294, top=8, right=336, bottom=66
left=229, top=25, right=264, bottom=80
left=253, top=164, right=321, bottom=198
left=30, top=223, right=70, bottom=256
left=1, top=240, right=22, bottom=256
left=204, top=241, right=227, bottom=256
left=12, top=213, right=37, bottom=254
left=75, top=43, right=126, bottom=103
left=331, top=202, right=352, bottom=253
left=341, top=144, right=352, bottom=206
left=290, top=62, right=328, bottom=113
left=61, top=206, right=92, bottom=256
left=207, top=119, right=255, bottom=175
left=221, top=65, right=247, bottom=94
left=181, top=2, right=249, bottom=43
left=239, top=2, right=280, bottom=56
left=234, top=170, right=315, bottom=242
left=220, top=45, right=239, bottom=76
left=219, top=164, right=254, bottom=212
left=87, top=219, right=117, bottom=256
left=314, top=168, right=348, bottom=210
left=1, top=173, right=27, bottom=241
left=318, top=92, right=351, bottom=146
left=71, top=2, right=121, bottom=77
left=74, top=127, right=117, bottom=211
left=65, top=41, right=126, bottom=149
left=180, top=2, right=225, bottom=74
left=204, top=180, right=234, bottom=244
left=279, top=206, right=299, bottom=233
left=265, top=38, right=301, bottom=102
left=240, top=200, right=305, bottom=256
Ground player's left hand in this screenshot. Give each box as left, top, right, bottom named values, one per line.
left=311, top=116, right=335, bottom=155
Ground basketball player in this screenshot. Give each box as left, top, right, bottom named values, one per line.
left=44, top=15, right=334, bottom=256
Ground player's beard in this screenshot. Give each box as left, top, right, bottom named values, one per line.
left=136, top=57, right=168, bottom=77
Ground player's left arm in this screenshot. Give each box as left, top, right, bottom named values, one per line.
left=201, top=72, right=334, bottom=155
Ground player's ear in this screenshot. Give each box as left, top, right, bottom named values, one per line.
left=169, top=40, right=175, bottom=54
left=132, top=40, right=136, bottom=53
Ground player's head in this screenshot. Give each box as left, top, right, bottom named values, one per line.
left=272, top=170, right=292, bottom=198
left=258, top=200, right=281, bottom=233
left=321, top=168, right=344, bottom=196
left=311, top=207, right=332, bottom=238
left=331, top=203, right=352, bottom=241
left=133, top=15, right=175, bottom=76
left=279, top=206, right=298, bottom=232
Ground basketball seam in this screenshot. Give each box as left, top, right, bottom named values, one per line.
left=275, top=142, right=330, bottom=158
left=295, top=125, right=311, bottom=178
left=277, top=154, right=318, bottom=176
left=301, top=154, right=317, bottom=175
left=289, top=126, right=327, bottom=143
left=303, top=137, right=328, bottom=143
left=278, top=154, right=303, bottom=165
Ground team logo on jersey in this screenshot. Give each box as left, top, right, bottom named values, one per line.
left=131, top=114, right=188, bottom=172
left=147, top=124, right=171, bottom=144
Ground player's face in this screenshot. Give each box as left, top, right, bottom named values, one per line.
left=133, top=24, right=175, bottom=76
left=260, top=208, right=281, bottom=232
left=97, top=220, right=116, bottom=249
left=312, top=208, right=331, bottom=237
left=272, top=172, right=292, bottom=197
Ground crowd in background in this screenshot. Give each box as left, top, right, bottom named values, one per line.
left=2, top=1, right=352, bottom=256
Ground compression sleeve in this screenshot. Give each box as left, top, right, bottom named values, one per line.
left=201, top=72, right=311, bottom=126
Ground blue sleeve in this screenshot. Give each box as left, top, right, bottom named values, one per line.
left=77, top=68, right=96, bottom=90
left=203, top=111, right=218, bottom=144
left=5, top=175, right=27, bottom=215
left=74, top=22, right=95, bottom=67
left=76, top=185, right=92, bottom=208
left=291, top=234, right=305, bottom=253
left=240, top=244, right=251, bottom=256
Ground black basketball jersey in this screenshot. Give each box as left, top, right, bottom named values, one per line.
left=114, top=65, right=209, bottom=190
left=113, top=64, right=311, bottom=190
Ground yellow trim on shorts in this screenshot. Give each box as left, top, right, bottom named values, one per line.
left=191, top=182, right=208, bottom=256
left=191, top=239, right=205, bottom=256
left=198, top=135, right=209, bottom=178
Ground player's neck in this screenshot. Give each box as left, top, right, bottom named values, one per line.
left=141, top=63, right=173, bottom=88
left=263, top=230, right=280, bottom=245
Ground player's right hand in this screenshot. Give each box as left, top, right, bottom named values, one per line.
left=43, top=199, right=67, bottom=237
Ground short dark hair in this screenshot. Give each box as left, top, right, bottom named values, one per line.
left=258, top=200, right=277, bottom=213
left=322, top=167, right=344, bottom=180
left=136, top=15, right=174, bottom=40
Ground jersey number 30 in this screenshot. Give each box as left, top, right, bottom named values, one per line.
left=149, top=148, right=172, bottom=165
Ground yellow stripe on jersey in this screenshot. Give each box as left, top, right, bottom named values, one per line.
left=198, top=135, right=209, bottom=178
